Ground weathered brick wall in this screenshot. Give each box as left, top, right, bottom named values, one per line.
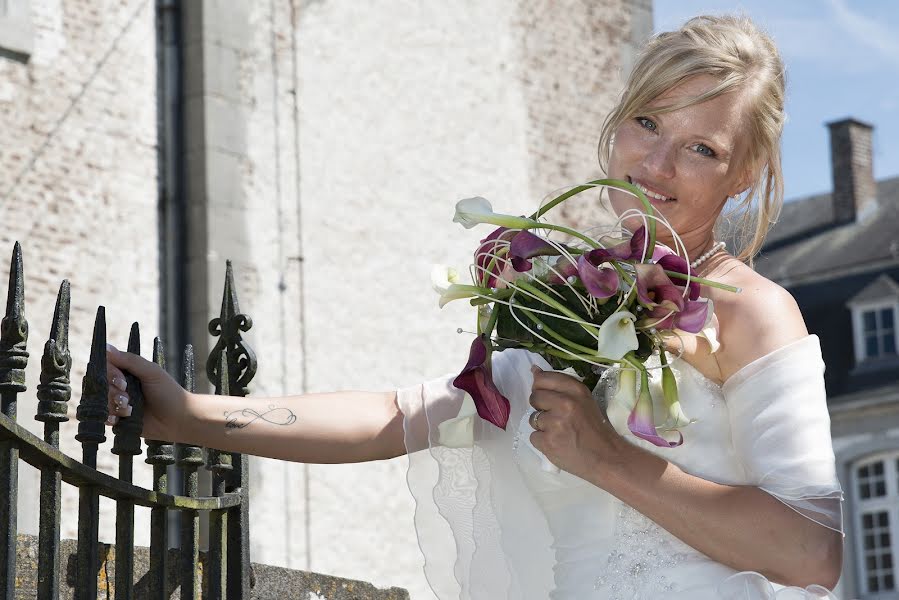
left=0, top=1, right=650, bottom=598
left=287, top=1, right=650, bottom=597
left=0, top=0, right=158, bottom=545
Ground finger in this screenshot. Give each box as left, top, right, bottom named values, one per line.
left=529, top=389, right=577, bottom=413
left=107, top=344, right=160, bottom=380
left=530, top=366, right=586, bottom=394
left=107, top=388, right=132, bottom=418
left=107, top=364, right=127, bottom=392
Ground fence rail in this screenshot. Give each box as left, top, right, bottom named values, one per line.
left=0, top=242, right=254, bottom=599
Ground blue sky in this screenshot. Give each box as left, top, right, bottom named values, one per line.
left=654, top=0, right=899, bottom=201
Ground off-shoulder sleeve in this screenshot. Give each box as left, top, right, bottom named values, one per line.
left=722, top=335, right=844, bottom=534
left=396, top=349, right=555, bottom=599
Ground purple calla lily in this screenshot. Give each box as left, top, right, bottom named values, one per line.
left=476, top=227, right=517, bottom=288
left=586, top=226, right=648, bottom=265
left=452, top=335, right=511, bottom=430
left=545, top=258, right=579, bottom=285
left=509, top=230, right=561, bottom=272
left=673, top=299, right=711, bottom=333
left=627, top=368, right=683, bottom=448
left=634, top=263, right=681, bottom=308
left=658, top=253, right=701, bottom=300
left=576, top=255, right=619, bottom=299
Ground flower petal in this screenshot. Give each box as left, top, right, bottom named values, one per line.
left=634, top=263, right=676, bottom=307
left=659, top=360, right=694, bottom=431
left=577, top=255, right=619, bottom=299
left=453, top=196, right=494, bottom=229
left=510, top=230, right=560, bottom=260
left=674, top=299, right=711, bottom=334
left=431, top=265, right=460, bottom=294
left=453, top=196, right=533, bottom=230
left=627, top=370, right=683, bottom=448
left=438, top=284, right=482, bottom=308
left=595, top=311, right=639, bottom=360
left=658, top=254, right=701, bottom=300
left=545, top=258, right=579, bottom=285
left=452, top=336, right=511, bottom=429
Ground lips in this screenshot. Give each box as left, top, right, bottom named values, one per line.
left=628, top=176, right=677, bottom=202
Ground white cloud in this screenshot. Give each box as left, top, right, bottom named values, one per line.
left=827, top=0, right=899, bottom=68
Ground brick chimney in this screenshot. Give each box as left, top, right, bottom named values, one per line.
left=828, top=118, right=876, bottom=223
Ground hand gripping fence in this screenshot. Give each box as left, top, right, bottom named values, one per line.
left=0, top=242, right=255, bottom=599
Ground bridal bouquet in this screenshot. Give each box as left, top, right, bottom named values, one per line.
left=433, top=179, right=738, bottom=448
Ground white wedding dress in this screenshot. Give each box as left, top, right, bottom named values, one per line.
left=398, top=335, right=844, bottom=599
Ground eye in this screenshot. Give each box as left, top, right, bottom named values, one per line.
left=691, top=143, right=716, bottom=158
left=635, top=116, right=657, bottom=132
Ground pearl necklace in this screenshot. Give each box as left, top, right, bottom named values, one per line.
left=690, top=241, right=726, bottom=270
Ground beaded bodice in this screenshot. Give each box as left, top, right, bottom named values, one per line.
left=513, top=359, right=745, bottom=599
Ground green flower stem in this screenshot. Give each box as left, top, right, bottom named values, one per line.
left=527, top=222, right=601, bottom=249
left=515, top=306, right=601, bottom=356
left=480, top=246, right=509, bottom=287
left=529, top=178, right=656, bottom=251
left=482, top=302, right=501, bottom=338
left=663, top=270, right=741, bottom=293
left=513, top=281, right=599, bottom=337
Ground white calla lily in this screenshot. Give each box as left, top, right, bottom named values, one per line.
left=431, top=264, right=460, bottom=294
left=595, top=310, right=640, bottom=360
left=453, top=196, right=534, bottom=230
left=437, top=393, right=478, bottom=448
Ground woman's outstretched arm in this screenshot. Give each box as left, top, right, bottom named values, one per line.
left=105, top=346, right=407, bottom=464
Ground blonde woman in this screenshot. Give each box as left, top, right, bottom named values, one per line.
left=106, top=15, right=844, bottom=598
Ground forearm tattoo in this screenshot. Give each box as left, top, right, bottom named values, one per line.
left=223, top=405, right=297, bottom=433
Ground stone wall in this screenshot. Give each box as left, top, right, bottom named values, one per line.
left=13, top=533, right=409, bottom=599
left=0, top=0, right=159, bottom=546
left=0, top=1, right=652, bottom=598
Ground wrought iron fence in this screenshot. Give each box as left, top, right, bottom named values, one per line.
left=0, top=242, right=255, bottom=599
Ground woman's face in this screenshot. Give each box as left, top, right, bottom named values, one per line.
left=607, top=75, right=753, bottom=245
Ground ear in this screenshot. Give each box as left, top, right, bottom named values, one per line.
left=730, top=164, right=756, bottom=198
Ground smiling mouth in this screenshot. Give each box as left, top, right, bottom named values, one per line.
left=627, top=177, right=677, bottom=202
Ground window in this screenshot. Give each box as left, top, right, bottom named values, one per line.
left=848, top=275, right=899, bottom=368
left=853, top=453, right=899, bottom=594
left=862, top=307, right=897, bottom=360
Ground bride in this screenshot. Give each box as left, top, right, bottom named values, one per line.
left=104, top=14, right=844, bottom=599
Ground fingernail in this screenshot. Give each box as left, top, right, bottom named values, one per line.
left=106, top=415, right=118, bottom=426
left=122, top=405, right=132, bottom=417
left=111, top=377, right=127, bottom=391
left=116, top=393, right=129, bottom=407
left=106, top=343, right=117, bottom=353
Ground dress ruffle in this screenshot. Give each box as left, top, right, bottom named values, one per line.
left=398, top=336, right=843, bottom=598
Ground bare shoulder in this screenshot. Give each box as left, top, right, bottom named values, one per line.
left=705, top=258, right=809, bottom=381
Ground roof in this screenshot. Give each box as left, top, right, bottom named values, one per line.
left=846, top=273, right=899, bottom=306
left=755, top=176, right=899, bottom=285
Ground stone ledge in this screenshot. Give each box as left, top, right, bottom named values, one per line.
left=14, top=534, right=409, bottom=599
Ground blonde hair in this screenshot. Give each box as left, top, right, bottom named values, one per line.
left=598, top=14, right=786, bottom=265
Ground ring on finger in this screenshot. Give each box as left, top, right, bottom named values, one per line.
left=529, top=409, right=547, bottom=431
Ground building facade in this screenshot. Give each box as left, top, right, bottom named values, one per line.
left=0, top=1, right=652, bottom=597
left=757, top=119, right=899, bottom=599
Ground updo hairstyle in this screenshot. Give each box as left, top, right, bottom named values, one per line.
left=598, top=14, right=786, bottom=264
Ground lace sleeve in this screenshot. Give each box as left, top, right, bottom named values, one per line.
left=722, top=335, right=844, bottom=534
left=396, top=349, right=555, bottom=599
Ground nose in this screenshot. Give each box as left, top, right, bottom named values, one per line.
left=641, top=139, right=676, bottom=180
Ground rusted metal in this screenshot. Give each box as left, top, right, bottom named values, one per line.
left=0, top=243, right=256, bottom=598
left=35, top=280, right=71, bottom=600
left=0, top=242, right=27, bottom=600
left=207, top=261, right=255, bottom=600
left=177, top=344, right=203, bottom=600
left=146, top=338, right=176, bottom=600
left=75, top=308, right=108, bottom=600
left=112, top=324, right=144, bottom=599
